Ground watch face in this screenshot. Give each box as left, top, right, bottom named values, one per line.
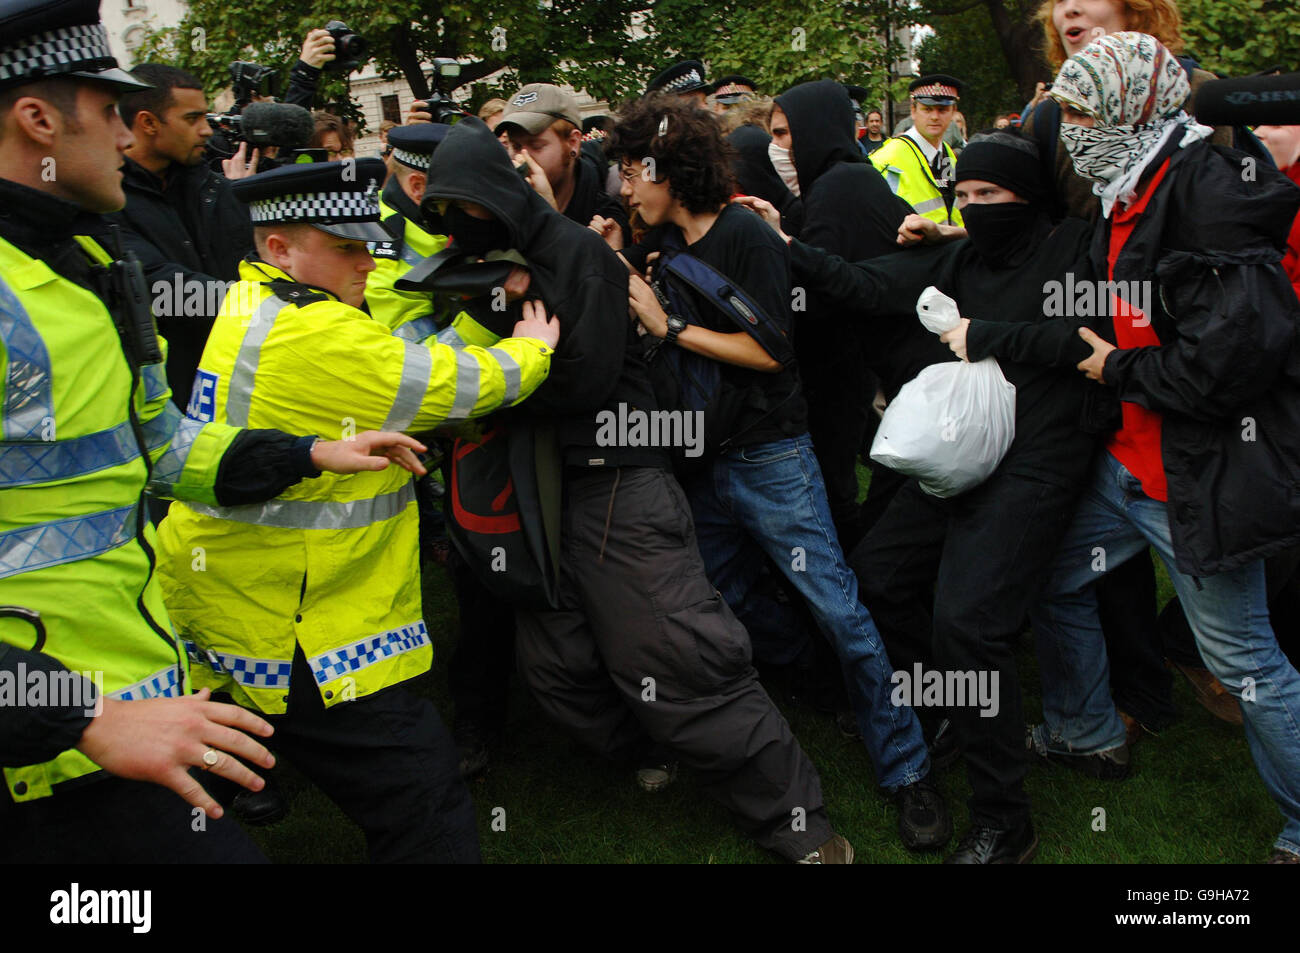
left=668, top=316, right=687, bottom=332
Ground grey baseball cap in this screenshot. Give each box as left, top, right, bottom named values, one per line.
left=498, top=83, right=582, bottom=135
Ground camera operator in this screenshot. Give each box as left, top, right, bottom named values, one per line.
left=99, top=64, right=256, bottom=406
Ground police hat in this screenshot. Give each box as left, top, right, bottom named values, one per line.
left=0, top=0, right=150, bottom=93
left=709, top=73, right=757, bottom=104
left=231, top=158, right=390, bottom=243
left=646, top=60, right=708, bottom=97
left=908, top=74, right=963, bottom=106
left=387, top=123, right=450, bottom=171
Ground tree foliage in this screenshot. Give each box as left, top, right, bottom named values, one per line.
left=1178, top=0, right=1300, bottom=76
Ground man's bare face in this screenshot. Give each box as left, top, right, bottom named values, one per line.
left=150, top=87, right=212, bottom=166
left=48, top=83, right=136, bottom=213
left=506, top=124, right=577, bottom=190
left=273, top=226, right=376, bottom=307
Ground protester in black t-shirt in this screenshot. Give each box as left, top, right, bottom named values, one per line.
left=608, top=98, right=951, bottom=853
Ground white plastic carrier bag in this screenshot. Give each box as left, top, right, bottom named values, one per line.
left=869, top=287, right=1017, bottom=497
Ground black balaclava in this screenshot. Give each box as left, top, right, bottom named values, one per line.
left=955, top=131, right=1050, bottom=268
left=442, top=203, right=511, bottom=255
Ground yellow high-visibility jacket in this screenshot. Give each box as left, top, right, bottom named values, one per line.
left=871, top=135, right=964, bottom=226
left=156, top=259, right=552, bottom=713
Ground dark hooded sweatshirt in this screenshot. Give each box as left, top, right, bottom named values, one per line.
left=424, top=117, right=664, bottom=469
left=563, top=153, right=631, bottom=245
left=727, top=124, right=804, bottom=238
left=773, top=79, right=914, bottom=374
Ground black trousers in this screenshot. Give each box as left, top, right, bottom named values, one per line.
left=515, top=466, right=832, bottom=861
left=849, top=472, right=1082, bottom=829
left=261, top=647, right=480, bottom=863
left=805, top=358, right=872, bottom=552
left=445, top=544, right=516, bottom=732
left=0, top=773, right=268, bottom=863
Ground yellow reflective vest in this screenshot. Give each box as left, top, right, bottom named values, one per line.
left=870, top=135, right=964, bottom=227
left=156, top=259, right=552, bottom=714
left=0, top=233, right=241, bottom=801
left=365, top=197, right=501, bottom=349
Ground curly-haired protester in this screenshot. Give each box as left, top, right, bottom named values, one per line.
left=608, top=97, right=953, bottom=853
left=1031, top=32, right=1300, bottom=865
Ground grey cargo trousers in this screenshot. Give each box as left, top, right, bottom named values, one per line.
left=516, top=465, right=832, bottom=860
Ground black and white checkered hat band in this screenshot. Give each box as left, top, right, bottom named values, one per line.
left=0, top=23, right=116, bottom=85
left=391, top=147, right=429, bottom=170
left=249, top=191, right=380, bottom=224
left=663, top=69, right=703, bottom=92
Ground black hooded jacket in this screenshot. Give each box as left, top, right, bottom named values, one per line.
left=424, top=117, right=664, bottom=468
left=1090, top=139, right=1300, bottom=575
left=727, top=124, right=804, bottom=237
left=773, top=80, right=914, bottom=373
left=563, top=153, right=631, bottom=245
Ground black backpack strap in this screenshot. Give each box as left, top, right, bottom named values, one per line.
left=659, top=252, right=795, bottom=367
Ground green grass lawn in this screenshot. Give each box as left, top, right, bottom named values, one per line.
left=247, top=466, right=1280, bottom=863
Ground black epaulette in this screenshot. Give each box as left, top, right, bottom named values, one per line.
left=369, top=240, right=401, bottom=261
left=266, top=279, right=330, bottom=306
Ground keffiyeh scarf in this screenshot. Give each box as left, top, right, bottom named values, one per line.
left=1051, top=32, right=1214, bottom=217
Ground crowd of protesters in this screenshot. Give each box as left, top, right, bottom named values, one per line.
left=2, top=0, right=1299, bottom=865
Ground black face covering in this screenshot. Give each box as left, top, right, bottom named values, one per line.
left=442, top=204, right=511, bottom=254
left=960, top=201, right=1045, bottom=268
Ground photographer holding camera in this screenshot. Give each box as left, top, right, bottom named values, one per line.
left=100, top=64, right=256, bottom=406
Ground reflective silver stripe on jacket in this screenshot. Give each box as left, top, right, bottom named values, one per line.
left=141, top=362, right=169, bottom=402
left=401, top=243, right=424, bottom=267
left=110, top=664, right=182, bottom=701
left=148, top=414, right=205, bottom=496
left=185, top=641, right=294, bottom=689
left=185, top=481, right=415, bottom=530
left=447, top=349, right=482, bottom=421
left=435, top=323, right=466, bottom=348
left=225, top=293, right=287, bottom=426
left=307, top=619, right=429, bottom=685
left=496, top=350, right=522, bottom=405
left=0, top=275, right=53, bottom=440
left=911, top=196, right=947, bottom=214
left=0, top=420, right=138, bottom=487
left=139, top=399, right=181, bottom=454
left=382, top=340, right=433, bottom=431
left=393, top=315, right=439, bottom=343
left=0, top=502, right=138, bottom=579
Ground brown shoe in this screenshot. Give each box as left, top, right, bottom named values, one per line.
left=1171, top=661, right=1244, bottom=726
left=1267, top=848, right=1300, bottom=864
left=1118, top=710, right=1144, bottom=746
left=798, top=834, right=854, bottom=864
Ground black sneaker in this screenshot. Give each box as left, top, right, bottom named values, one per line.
left=453, top=721, right=494, bottom=780
left=231, top=778, right=289, bottom=826
left=944, top=819, right=1039, bottom=864
left=894, top=776, right=952, bottom=851
left=1026, top=723, right=1131, bottom=780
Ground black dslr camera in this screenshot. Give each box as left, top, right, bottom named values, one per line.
left=412, top=58, right=470, bottom=124
left=323, top=20, right=368, bottom=73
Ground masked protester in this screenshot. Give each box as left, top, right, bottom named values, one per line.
left=750, top=129, right=1106, bottom=862
left=422, top=116, right=853, bottom=864
left=1030, top=32, right=1300, bottom=866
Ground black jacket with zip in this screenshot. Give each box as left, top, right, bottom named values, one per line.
left=97, top=156, right=253, bottom=403
left=424, top=116, right=665, bottom=469
left=1091, top=138, right=1300, bottom=575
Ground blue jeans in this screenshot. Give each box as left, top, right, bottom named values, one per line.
left=1032, top=450, right=1300, bottom=855
left=682, top=434, right=929, bottom=792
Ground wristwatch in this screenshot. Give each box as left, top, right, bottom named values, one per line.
left=664, top=315, right=687, bottom=345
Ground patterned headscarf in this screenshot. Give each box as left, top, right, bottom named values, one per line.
left=1050, top=32, right=1213, bottom=217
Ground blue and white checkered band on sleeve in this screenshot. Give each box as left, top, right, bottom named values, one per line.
left=664, top=69, right=703, bottom=92
left=0, top=23, right=116, bottom=85
left=391, top=147, right=430, bottom=171
left=249, top=190, right=381, bottom=224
